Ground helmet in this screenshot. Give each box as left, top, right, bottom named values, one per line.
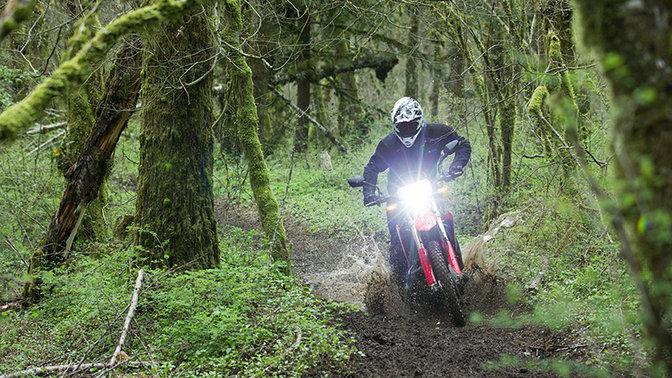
left=391, top=97, right=424, bottom=148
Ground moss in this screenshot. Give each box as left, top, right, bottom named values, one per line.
left=223, top=0, right=291, bottom=274
left=527, top=85, right=549, bottom=116
left=134, top=1, right=219, bottom=270
left=0, top=0, right=204, bottom=142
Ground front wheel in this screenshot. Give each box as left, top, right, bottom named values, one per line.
left=427, top=240, right=465, bottom=327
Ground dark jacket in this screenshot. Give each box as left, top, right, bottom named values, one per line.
left=363, top=122, right=471, bottom=196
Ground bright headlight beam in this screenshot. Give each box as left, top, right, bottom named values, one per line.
left=397, top=179, right=432, bottom=212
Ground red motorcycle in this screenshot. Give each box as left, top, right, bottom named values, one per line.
left=348, top=170, right=466, bottom=326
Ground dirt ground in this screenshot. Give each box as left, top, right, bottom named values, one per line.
left=215, top=200, right=588, bottom=377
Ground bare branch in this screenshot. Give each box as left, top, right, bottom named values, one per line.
left=110, top=269, right=145, bottom=367
left=269, top=86, right=347, bottom=153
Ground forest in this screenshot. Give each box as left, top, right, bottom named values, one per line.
left=0, top=0, right=671, bottom=376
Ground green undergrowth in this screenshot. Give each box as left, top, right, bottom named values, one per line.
left=0, top=228, right=356, bottom=376
left=475, top=194, right=643, bottom=372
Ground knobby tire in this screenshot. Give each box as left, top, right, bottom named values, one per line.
left=427, top=240, right=465, bottom=327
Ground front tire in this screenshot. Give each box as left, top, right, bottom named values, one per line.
left=427, top=240, right=465, bottom=327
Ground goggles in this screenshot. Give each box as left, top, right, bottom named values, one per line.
left=394, top=121, right=420, bottom=137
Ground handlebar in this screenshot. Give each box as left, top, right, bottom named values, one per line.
left=363, top=174, right=458, bottom=207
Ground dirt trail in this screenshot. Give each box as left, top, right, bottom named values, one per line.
left=215, top=200, right=586, bottom=377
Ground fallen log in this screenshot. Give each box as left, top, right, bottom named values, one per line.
left=0, top=361, right=145, bottom=378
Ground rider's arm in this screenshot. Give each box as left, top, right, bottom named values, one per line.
left=448, top=134, right=471, bottom=173
left=363, top=140, right=390, bottom=196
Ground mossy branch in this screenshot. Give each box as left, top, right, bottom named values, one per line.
left=527, top=85, right=549, bottom=117
left=223, top=0, right=291, bottom=274
left=0, top=0, right=202, bottom=142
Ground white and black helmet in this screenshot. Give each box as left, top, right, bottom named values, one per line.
left=391, top=97, right=424, bottom=148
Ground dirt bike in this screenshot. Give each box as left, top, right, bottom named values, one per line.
left=348, top=161, right=466, bottom=326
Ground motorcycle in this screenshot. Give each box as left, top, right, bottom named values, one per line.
left=348, top=155, right=466, bottom=326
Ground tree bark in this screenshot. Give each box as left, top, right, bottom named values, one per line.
left=59, top=2, right=108, bottom=241
left=0, top=0, right=37, bottom=41
left=25, top=39, right=142, bottom=300
left=224, top=0, right=291, bottom=274
left=335, top=34, right=364, bottom=136
left=404, top=5, right=419, bottom=99
left=249, top=16, right=273, bottom=148
left=134, top=3, right=219, bottom=270
left=574, top=0, right=672, bottom=372
left=526, top=32, right=579, bottom=192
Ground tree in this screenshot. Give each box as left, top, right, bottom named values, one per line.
left=25, top=39, right=143, bottom=299
left=134, top=1, right=219, bottom=270
left=223, top=0, right=291, bottom=274
left=573, top=0, right=672, bottom=372
left=404, top=4, right=419, bottom=99
left=58, top=2, right=107, bottom=240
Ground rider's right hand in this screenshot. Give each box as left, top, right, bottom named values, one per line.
left=363, top=194, right=378, bottom=207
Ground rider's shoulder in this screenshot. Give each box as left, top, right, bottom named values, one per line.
left=424, top=122, right=454, bottom=137
left=379, top=132, right=400, bottom=149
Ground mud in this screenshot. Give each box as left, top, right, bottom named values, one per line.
left=215, top=199, right=589, bottom=376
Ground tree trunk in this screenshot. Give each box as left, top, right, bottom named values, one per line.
left=404, top=6, right=419, bottom=99
left=223, top=0, right=291, bottom=274
left=25, top=39, right=142, bottom=300
left=295, top=7, right=311, bottom=152
left=574, top=1, right=672, bottom=372
left=134, top=3, right=219, bottom=270
left=59, top=3, right=108, bottom=241
left=429, top=40, right=442, bottom=119
left=448, top=16, right=499, bottom=189
left=310, top=79, right=330, bottom=145
left=527, top=32, right=579, bottom=192
left=335, top=34, right=364, bottom=136
left=249, top=16, right=273, bottom=149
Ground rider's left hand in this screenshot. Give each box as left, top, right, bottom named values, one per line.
left=449, top=167, right=464, bottom=178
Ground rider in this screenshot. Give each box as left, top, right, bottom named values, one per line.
left=362, top=97, right=471, bottom=289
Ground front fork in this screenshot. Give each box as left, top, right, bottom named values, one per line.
left=409, top=226, right=439, bottom=288
left=404, top=206, right=462, bottom=290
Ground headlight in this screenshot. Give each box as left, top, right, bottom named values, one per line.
left=397, top=179, right=432, bottom=211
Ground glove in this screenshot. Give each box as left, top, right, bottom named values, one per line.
left=448, top=166, right=464, bottom=179
left=363, top=193, right=378, bottom=207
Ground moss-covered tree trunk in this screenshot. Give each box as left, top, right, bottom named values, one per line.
left=310, top=79, right=331, bottom=146
left=223, top=0, right=290, bottom=275
left=134, top=3, right=219, bottom=270
left=526, top=32, right=579, bottom=192
left=574, top=1, right=672, bottom=372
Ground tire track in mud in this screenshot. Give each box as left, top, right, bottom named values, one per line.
left=214, top=200, right=588, bottom=377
